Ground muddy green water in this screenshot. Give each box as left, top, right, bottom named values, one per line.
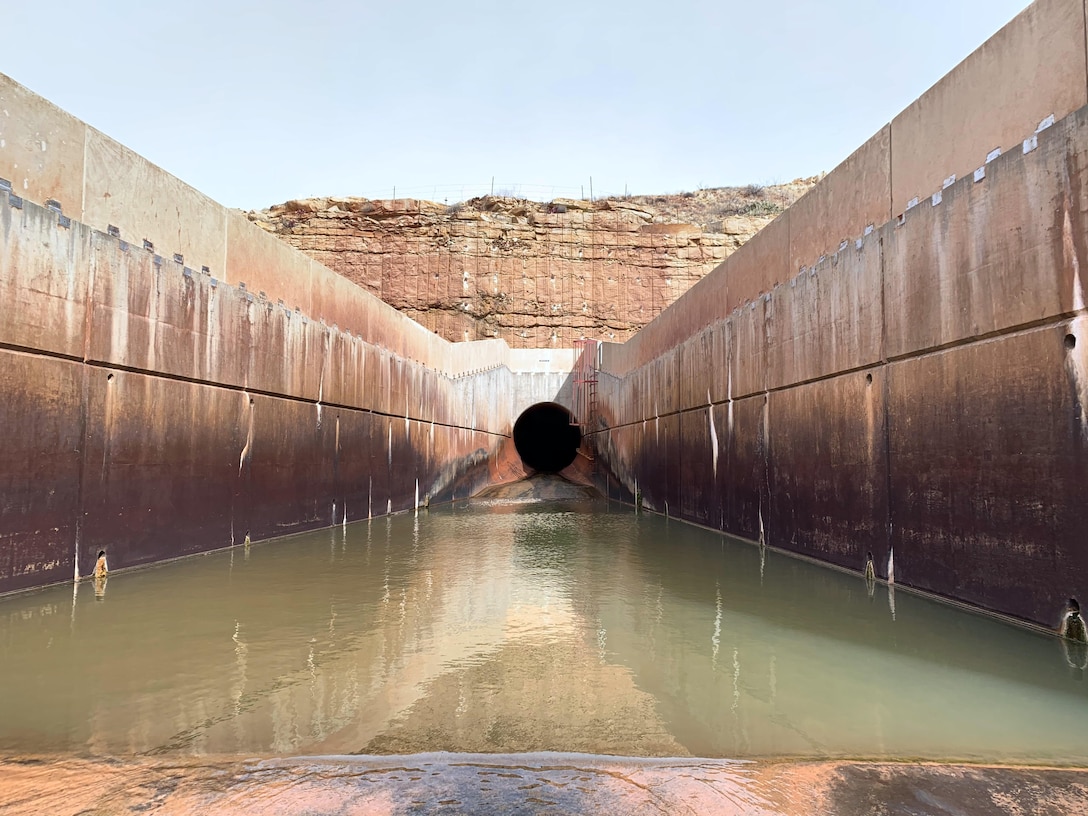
left=1, top=498, right=1086, bottom=763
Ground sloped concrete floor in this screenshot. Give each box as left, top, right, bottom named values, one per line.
left=2, top=754, right=1086, bottom=815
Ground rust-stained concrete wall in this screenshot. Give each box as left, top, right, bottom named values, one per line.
left=590, top=0, right=1088, bottom=629
left=592, top=104, right=1088, bottom=629
left=0, top=68, right=587, bottom=594
left=0, top=188, right=581, bottom=594
left=7, top=0, right=1084, bottom=632
left=0, top=194, right=511, bottom=594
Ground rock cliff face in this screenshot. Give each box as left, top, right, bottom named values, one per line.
left=248, top=182, right=815, bottom=347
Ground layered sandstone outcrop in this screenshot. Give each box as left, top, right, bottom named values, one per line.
left=247, top=182, right=815, bottom=347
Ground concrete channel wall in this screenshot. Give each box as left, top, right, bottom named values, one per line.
left=0, top=73, right=579, bottom=595
left=589, top=0, right=1088, bottom=628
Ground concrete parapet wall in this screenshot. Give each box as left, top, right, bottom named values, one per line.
left=890, top=0, right=1088, bottom=216
left=592, top=97, right=1088, bottom=627
left=0, top=72, right=484, bottom=374
left=789, top=128, right=891, bottom=273
left=618, top=0, right=1088, bottom=370
left=0, top=76, right=86, bottom=213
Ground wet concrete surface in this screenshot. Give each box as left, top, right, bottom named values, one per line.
left=472, top=473, right=601, bottom=503
left=1, top=754, right=1085, bottom=815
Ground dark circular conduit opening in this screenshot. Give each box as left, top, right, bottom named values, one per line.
left=513, top=402, right=581, bottom=473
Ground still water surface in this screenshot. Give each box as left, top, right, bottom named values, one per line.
left=1, top=498, right=1086, bottom=763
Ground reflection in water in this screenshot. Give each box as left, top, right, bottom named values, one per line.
left=1064, top=638, right=1088, bottom=675
left=0, top=499, right=1086, bottom=764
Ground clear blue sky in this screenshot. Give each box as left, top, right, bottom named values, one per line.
left=3, top=0, right=1031, bottom=209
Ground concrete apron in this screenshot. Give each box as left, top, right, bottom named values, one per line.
left=1, top=754, right=1086, bottom=815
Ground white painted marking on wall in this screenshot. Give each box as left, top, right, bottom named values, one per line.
left=415, top=479, right=420, bottom=512
left=942, top=174, right=956, bottom=189
left=973, top=166, right=986, bottom=183
left=864, top=224, right=874, bottom=236
left=1067, top=204, right=1086, bottom=313
left=709, top=405, right=719, bottom=476
left=387, top=424, right=393, bottom=465
left=238, top=394, right=254, bottom=474
left=1063, top=206, right=1088, bottom=436
left=931, top=190, right=942, bottom=206
left=727, top=369, right=734, bottom=435
left=906, top=197, right=919, bottom=210
left=887, top=548, right=895, bottom=585
left=1037, top=114, right=1055, bottom=133
left=1023, top=134, right=1038, bottom=154
left=986, top=147, right=1002, bottom=163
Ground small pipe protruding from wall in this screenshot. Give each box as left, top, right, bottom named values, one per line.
left=1061, top=597, right=1087, bottom=643
left=93, top=550, right=108, bottom=579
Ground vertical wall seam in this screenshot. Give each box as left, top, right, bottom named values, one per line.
left=879, top=234, right=894, bottom=570
left=79, top=124, right=88, bottom=224
left=1082, top=0, right=1088, bottom=106
left=221, top=208, right=229, bottom=284
left=74, top=195, right=99, bottom=578
left=73, top=364, right=90, bottom=581
left=887, top=122, right=895, bottom=225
